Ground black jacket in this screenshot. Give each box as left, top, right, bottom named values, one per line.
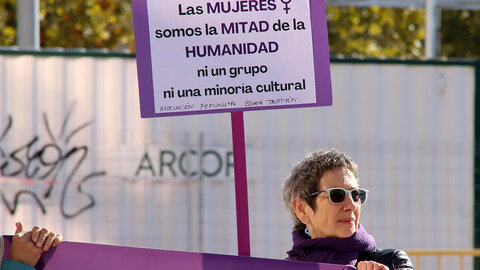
left=356, top=248, right=414, bottom=269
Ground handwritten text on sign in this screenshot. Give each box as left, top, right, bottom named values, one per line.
left=134, top=0, right=332, bottom=117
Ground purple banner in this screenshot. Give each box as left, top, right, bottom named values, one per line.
left=2, top=236, right=354, bottom=270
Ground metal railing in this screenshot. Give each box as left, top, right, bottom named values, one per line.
left=405, top=249, right=480, bottom=270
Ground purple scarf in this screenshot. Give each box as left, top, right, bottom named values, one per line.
left=287, top=224, right=376, bottom=266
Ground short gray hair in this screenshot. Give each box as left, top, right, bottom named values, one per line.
left=282, top=149, right=359, bottom=231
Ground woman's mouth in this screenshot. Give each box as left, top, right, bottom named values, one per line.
left=338, top=218, right=355, bottom=224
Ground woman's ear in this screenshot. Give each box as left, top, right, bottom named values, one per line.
left=292, top=197, right=312, bottom=225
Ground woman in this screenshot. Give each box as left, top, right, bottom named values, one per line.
left=282, top=149, right=414, bottom=270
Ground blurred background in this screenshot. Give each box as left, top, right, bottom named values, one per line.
left=1, top=0, right=480, bottom=57
left=0, top=0, right=479, bottom=269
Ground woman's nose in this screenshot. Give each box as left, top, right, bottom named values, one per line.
left=343, top=193, right=357, bottom=211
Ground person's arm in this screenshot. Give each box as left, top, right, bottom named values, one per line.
left=390, top=250, right=414, bottom=269
left=0, top=260, right=35, bottom=270
left=357, top=248, right=414, bottom=270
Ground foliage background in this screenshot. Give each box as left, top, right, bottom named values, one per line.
left=0, top=0, right=479, bottom=58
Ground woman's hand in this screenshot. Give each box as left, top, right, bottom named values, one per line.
left=357, top=260, right=389, bottom=270
left=9, top=222, right=63, bottom=267
left=31, top=224, right=63, bottom=251
left=10, top=222, right=43, bottom=267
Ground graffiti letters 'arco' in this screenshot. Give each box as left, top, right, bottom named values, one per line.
left=0, top=108, right=106, bottom=218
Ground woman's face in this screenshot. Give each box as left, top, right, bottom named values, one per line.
left=306, top=166, right=361, bottom=239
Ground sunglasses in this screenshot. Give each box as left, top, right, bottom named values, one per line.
left=305, top=188, right=369, bottom=205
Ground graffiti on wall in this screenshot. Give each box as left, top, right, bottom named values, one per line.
left=0, top=107, right=106, bottom=218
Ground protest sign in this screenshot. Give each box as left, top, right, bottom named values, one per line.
left=1, top=236, right=354, bottom=270
left=133, top=0, right=332, bottom=117
left=131, top=0, right=333, bottom=258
